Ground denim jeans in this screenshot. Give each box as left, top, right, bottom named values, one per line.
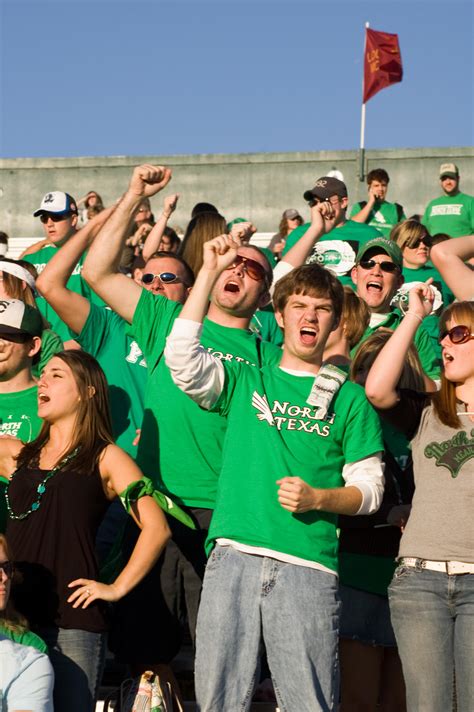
left=36, top=626, right=106, bottom=712
left=195, top=545, right=340, bottom=712
left=388, top=565, right=474, bottom=712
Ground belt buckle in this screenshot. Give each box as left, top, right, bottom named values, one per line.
left=414, top=558, right=425, bottom=572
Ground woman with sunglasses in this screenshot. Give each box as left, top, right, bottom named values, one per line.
left=0, top=349, right=171, bottom=712
left=365, top=286, right=474, bottom=712
left=390, top=220, right=455, bottom=356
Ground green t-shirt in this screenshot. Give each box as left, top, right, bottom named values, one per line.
left=391, top=264, right=455, bottom=359
left=0, top=387, right=42, bottom=534
left=32, top=328, right=63, bottom=379
left=73, top=304, right=147, bottom=458
left=351, top=310, right=441, bottom=380
left=282, top=220, right=382, bottom=286
left=422, top=192, right=474, bottom=238
left=22, top=246, right=105, bottom=341
left=0, top=624, right=48, bottom=654
left=349, top=200, right=406, bottom=237
left=207, top=366, right=383, bottom=572
left=0, top=386, right=42, bottom=442
left=250, top=309, right=283, bottom=347
left=129, top=291, right=282, bottom=508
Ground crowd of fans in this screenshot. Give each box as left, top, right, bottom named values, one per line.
left=0, top=160, right=472, bottom=711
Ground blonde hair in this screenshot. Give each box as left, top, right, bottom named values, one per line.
left=341, top=287, right=370, bottom=349
left=391, top=219, right=430, bottom=251
left=179, top=212, right=227, bottom=275
left=0, top=534, right=28, bottom=634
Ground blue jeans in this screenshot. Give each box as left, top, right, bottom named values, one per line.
left=388, top=566, right=474, bottom=712
left=195, top=545, right=340, bottom=712
left=36, top=626, right=106, bottom=712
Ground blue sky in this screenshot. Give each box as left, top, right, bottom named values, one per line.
left=1, top=0, right=473, bottom=158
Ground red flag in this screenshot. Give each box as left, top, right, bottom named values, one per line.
left=363, top=28, right=403, bottom=103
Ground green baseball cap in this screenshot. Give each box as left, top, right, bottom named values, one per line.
left=356, top=237, right=403, bottom=270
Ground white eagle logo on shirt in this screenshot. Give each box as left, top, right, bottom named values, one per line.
left=252, top=392, right=275, bottom=425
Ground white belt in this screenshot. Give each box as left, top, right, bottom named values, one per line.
left=400, top=557, right=474, bottom=575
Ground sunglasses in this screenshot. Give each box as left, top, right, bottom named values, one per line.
left=405, top=237, right=432, bottom=249
left=358, top=259, right=400, bottom=273
left=226, top=255, right=269, bottom=284
left=307, top=197, right=340, bottom=208
left=141, top=272, right=185, bottom=286
left=0, top=561, right=14, bottom=577
left=39, top=213, right=73, bottom=223
left=439, top=325, right=474, bottom=345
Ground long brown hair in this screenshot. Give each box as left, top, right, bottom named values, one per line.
left=0, top=534, right=28, bottom=633
left=16, top=350, right=113, bottom=474
left=351, top=330, right=425, bottom=391
left=432, top=301, right=474, bottom=428
left=179, top=212, right=227, bottom=275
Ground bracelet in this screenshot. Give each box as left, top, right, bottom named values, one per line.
left=404, top=311, right=423, bottom=324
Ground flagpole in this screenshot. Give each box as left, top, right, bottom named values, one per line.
left=359, top=21, right=369, bottom=181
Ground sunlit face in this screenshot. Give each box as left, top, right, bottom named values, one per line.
left=275, top=293, right=337, bottom=369
left=40, top=212, right=77, bottom=246
left=0, top=333, right=39, bottom=382
left=351, top=252, right=403, bottom=313
left=402, top=239, right=430, bottom=268
left=37, top=357, right=81, bottom=422
left=0, top=544, right=12, bottom=612
left=440, top=175, right=459, bottom=196
left=369, top=180, right=388, bottom=201
left=211, top=246, right=271, bottom=317
left=440, top=319, right=474, bottom=384
left=141, top=256, right=190, bottom=304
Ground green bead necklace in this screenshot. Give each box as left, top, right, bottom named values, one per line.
left=6, top=447, right=80, bottom=521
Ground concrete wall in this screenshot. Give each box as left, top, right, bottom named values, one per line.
left=1, top=147, right=473, bottom=241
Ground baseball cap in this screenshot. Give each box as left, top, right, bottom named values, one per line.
left=439, top=163, right=459, bottom=179
left=0, top=299, right=43, bottom=337
left=283, top=209, right=302, bottom=220
left=303, top=177, right=348, bottom=203
left=356, top=237, right=403, bottom=270
left=33, top=191, right=78, bottom=218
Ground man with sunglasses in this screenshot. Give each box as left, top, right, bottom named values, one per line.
left=22, top=191, right=105, bottom=344
left=422, top=163, right=474, bottom=239
left=282, top=176, right=382, bottom=287
left=81, top=164, right=282, bottom=669
left=350, top=237, right=440, bottom=384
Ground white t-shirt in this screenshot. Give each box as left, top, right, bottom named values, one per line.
left=0, top=634, right=54, bottom=712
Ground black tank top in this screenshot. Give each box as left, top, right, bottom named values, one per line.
left=6, top=461, right=110, bottom=632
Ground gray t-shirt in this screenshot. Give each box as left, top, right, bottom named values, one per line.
left=399, top=404, right=474, bottom=562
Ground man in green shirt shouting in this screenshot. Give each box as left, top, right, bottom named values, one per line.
left=165, top=234, right=384, bottom=711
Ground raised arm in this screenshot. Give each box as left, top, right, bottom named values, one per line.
left=349, top=187, right=377, bottom=224
left=270, top=201, right=332, bottom=292
left=430, top=235, right=474, bottom=301
left=36, top=207, right=115, bottom=335
left=141, top=193, right=179, bottom=262
left=67, top=444, right=171, bottom=608
left=82, top=164, right=172, bottom=323
left=365, top=282, right=435, bottom=409
left=164, top=234, right=241, bottom=408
